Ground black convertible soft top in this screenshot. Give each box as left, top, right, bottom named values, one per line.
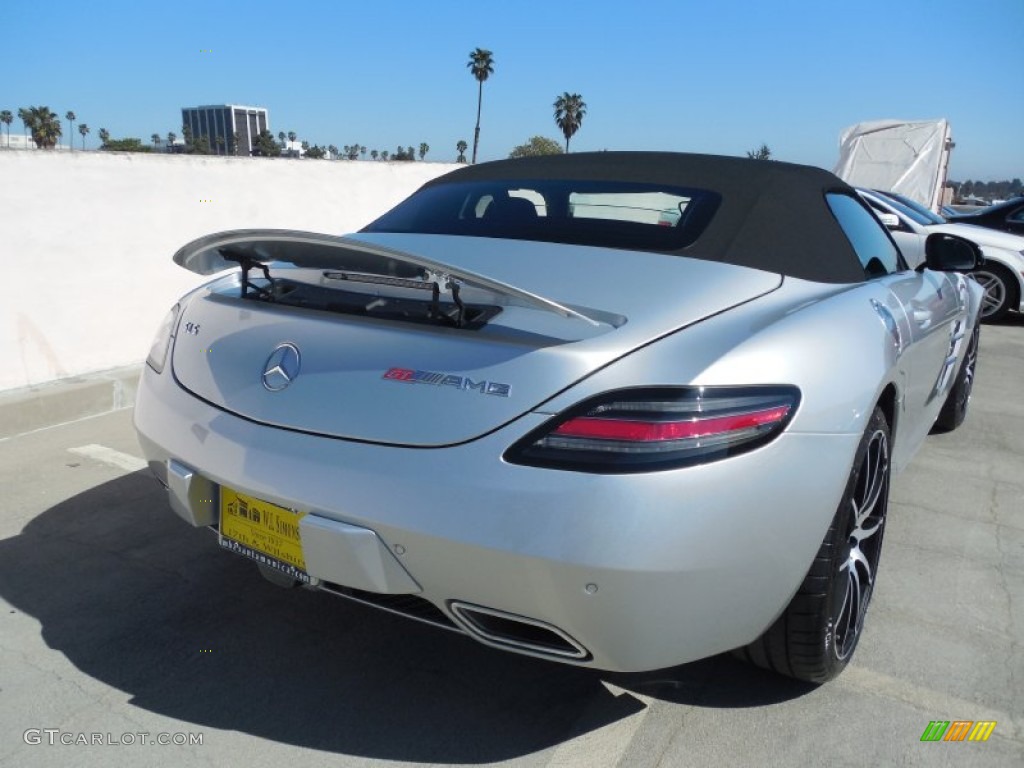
left=366, top=152, right=868, bottom=284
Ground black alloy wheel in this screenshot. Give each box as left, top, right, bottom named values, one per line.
left=736, top=407, right=891, bottom=682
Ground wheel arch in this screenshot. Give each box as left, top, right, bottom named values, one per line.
left=876, top=382, right=898, bottom=441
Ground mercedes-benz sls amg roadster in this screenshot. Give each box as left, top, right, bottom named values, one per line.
left=134, top=153, right=984, bottom=682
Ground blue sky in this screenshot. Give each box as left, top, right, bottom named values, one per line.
left=4, top=0, right=1022, bottom=180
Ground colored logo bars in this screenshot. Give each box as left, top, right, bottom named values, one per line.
left=920, top=721, right=997, bottom=742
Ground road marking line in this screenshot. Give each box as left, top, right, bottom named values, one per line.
left=69, top=444, right=147, bottom=473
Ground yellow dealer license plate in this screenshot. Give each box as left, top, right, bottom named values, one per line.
left=219, top=487, right=310, bottom=583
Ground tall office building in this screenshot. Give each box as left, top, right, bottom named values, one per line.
left=181, top=105, right=269, bottom=156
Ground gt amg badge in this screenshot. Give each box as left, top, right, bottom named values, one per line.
left=263, top=343, right=302, bottom=392
left=383, top=367, right=511, bottom=397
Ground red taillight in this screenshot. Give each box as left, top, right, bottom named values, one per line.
left=505, top=386, right=800, bottom=473
left=552, top=405, right=792, bottom=442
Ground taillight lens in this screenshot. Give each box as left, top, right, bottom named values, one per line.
left=145, top=304, right=180, bottom=374
left=505, top=386, right=800, bottom=473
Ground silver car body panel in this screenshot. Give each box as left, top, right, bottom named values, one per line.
left=134, top=224, right=982, bottom=671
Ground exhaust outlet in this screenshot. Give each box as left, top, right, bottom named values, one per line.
left=448, top=601, right=590, bottom=661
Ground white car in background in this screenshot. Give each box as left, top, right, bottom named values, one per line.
left=859, top=188, right=1024, bottom=321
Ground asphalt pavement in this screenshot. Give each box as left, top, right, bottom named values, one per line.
left=0, top=317, right=1022, bottom=767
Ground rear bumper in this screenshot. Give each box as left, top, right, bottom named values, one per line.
left=134, top=364, right=860, bottom=672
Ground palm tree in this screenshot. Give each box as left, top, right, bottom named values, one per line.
left=65, top=111, right=76, bottom=151
left=553, top=92, right=587, bottom=152
left=466, top=47, right=494, bottom=164
left=419, top=142, right=429, bottom=160
left=278, top=130, right=286, bottom=148
left=381, top=150, right=389, bottom=161
left=0, top=110, right=12, bottom=148
left=360, top=146, right=367, bottom=159
left=78, top=123, right=89, bottom=150
left=22, top=106, right=62, bottom=149
left=99, top=128, right=110, bottom=147
left=167, top=131, right=176, bottom=149
left=456, top=140, right=468, bottom=163
left=151, top=133, right=161, bottom=148
left=370, top=149, right=379, bottom=161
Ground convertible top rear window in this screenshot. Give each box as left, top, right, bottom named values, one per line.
left=363, top=179, right=722, bottom=252
left=362, top=152, right=873, bottom=284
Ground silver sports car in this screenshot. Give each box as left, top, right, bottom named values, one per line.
left=134, top=152, right=983, bottom=683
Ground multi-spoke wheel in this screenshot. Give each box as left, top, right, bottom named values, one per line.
left=832, top=423, right=888, bottom=661
left=933, top=325, right=980, bottom=433
left=971, top=264, right=1018, bottom=322
left=735, top=407, right=891, bottom=682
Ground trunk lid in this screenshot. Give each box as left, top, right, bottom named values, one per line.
left=171, top=231, right=781, bottom=446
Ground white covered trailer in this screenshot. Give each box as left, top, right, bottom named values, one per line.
left=833, top=119, right=953, bottom=212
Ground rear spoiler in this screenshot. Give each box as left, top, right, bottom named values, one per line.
left=173, top=229, right=604, bottom=327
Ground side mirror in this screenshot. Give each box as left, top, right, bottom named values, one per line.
left=877, top=213, right=901, bottom=230
left=921, top=233, right=983, bottom=272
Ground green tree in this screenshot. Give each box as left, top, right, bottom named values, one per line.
left=360, top=146, right=367, bottom=159
left=381, top=150, right=389, bottom=161
left=371, top=149, right=379, bottom=161
left=151, top=133, right=161, bottom=148
left=305, top=145, right=326, bottom=159
left=252, top=129, right=281, bottom=157
left=167, top=131, right=176, bottom=147
left=0, top=110, right=12, bottom=148
left=65, top=111, right=76, bottom=151
left=190, top=136, right=212, bottom=155
left=21, top=106, right=62, bottom=149
left=467, top=47, right=494, bottom=164
left=101, top=137, right=152, bottom=152
left=98, top=127, right=110, bottom=147
left=553, top=93, right=586, bottom=152
left=78, top=123, right=89, bottom=149
left=182, top=125, right=193, bottom=148
left=456, top=139, right=468, bottom=163
left=278, top=130, right=286, bottom=148
left=419, top=142, right=429, bottom=160
left=746, top=143, right=772, bottom=160
left=328, top=144, right=338, bottom=159
left=215, top=134, right=225, bottom=154
left=232, top=131, right=241, bottom=156
left=509, top=135, right=564, bottom=158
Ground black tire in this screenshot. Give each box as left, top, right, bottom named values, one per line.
left=933, top=324, right=980, bottom=433
left=971, top=263, right=1018, bottom=322
left=735, top=407, right=890, bottom=682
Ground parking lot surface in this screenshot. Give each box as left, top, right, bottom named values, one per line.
left=1, top=318, right=1022, bottom=767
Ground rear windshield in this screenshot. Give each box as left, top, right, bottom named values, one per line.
left=362, top=179, right=721, bottom=252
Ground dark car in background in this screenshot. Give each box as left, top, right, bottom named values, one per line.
left=946, top=197, right=1024, bottom=236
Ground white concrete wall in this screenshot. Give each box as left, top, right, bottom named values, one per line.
left=0, top=151, right=458, bottom=392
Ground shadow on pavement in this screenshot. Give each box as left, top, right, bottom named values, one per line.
left=0, top=472, right=815, bottom=761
